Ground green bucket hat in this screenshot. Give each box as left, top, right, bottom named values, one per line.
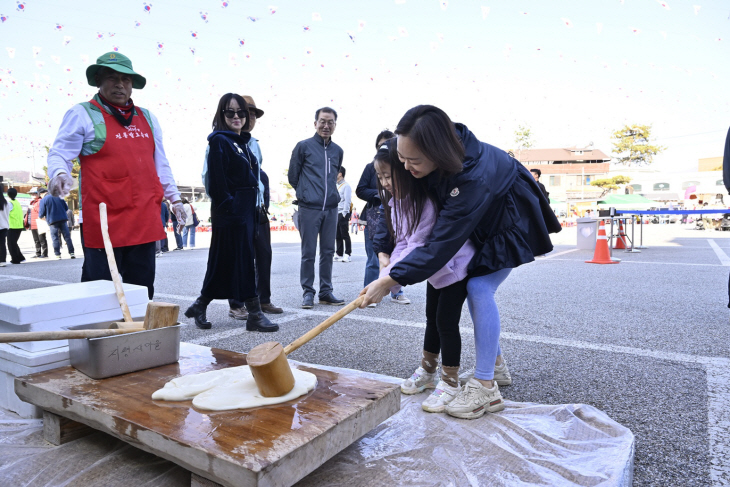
left=85, top=52, right=146, bottom=89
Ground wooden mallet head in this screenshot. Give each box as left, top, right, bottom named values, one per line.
left=246, top=297, right=364, bottom=398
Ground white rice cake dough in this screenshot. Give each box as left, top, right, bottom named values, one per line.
left=151, top=365, right=317, bottom=411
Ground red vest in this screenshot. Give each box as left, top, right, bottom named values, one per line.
left=80, top=100, right=164, bottom=248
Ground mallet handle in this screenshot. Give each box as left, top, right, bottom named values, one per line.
left=283, top=297, right=364, bottom=355
left=0, top=328, right=145, bottom=343
left=99, top=202, right=133, bottom=323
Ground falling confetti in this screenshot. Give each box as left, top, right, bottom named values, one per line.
left=357, top=20, right=366, bottom=31
left=656, top=0, right=670, bottom=9
left=191, top=31, right=199, bottom=39
left=143, top=3, right=152, bottom=14
left=134, top=20, right=142, bottom=28
left=54, top=23, right=63, bottom=31
left=481, top=6, right=490, bottom=19
left=221, top=1, right=229, bottom=7
left=63, top=35, right=72, bottom=45
left=112, top=45, right=119, bottom=52
left=238, top=38, right=245, bottom=47
left=247, top=16, right=259, bottom=22
left=96, top=32, right=104, bottom=40
left=630, top=27, right=641, bottom=34
left=269, top=6, right=277, bottom=14
left=32, top=46, right=41, bottom=57
left=200, top=11, right=208, bottom=22
left=561, top=18, right=573, bottom=28
left=16, top=2, right=26, bottom=12
left=303, top=25, right=310, bottom=31
left=108, top=32, right=116, bottom=37
left=156, top=41, right=164, bottom=54
left=64, top=66, right=72, bottom=72
left=347, top=31, right=355, bottom=42
left=312, top=13, right=321, bottom=21
left=440, top=1, right=448, bottom=10
left=189, top=47, right=196, bottom=55
left=6, top=47, right=15, bottom=58
left=0, top=14, right=8, bottom=23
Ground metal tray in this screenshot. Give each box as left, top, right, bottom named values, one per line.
left=65, top=322, right=181, bottom=379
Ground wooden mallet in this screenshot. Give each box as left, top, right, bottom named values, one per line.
left=246, top=296, right=364, bottom=397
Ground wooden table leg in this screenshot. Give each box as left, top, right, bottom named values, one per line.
left=191, top=473, right=224, bottom=487
left=43, top=410, right=94, bottom=446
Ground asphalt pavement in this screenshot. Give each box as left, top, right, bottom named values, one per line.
left=2, top=224, right=729, bottom=486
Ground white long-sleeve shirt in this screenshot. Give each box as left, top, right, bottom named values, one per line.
left=46, top=104, right=181, bottom=203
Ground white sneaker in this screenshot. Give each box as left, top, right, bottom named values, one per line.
left=446, top=378, right=505, bottom=419
left=422, top=380, right=461, bottom=413
left=401, top=366, right=437, bottom=395
left=493, top=361, right=512, bottom=386
left=0, top=263, right=5, bottom=267
left=333, top=255, right=342, bottom=262
left=391, top=295, right=411, bottom=305
left=343, top=255, right=351, bottom=262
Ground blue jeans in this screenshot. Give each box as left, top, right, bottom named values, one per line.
left=49, top=221, right=74, bottom=256
left=363, top=226, right=380, bottom=287
left=467, top=268, right=512, bottom=381
left=182, top=225, right=196, bottom=247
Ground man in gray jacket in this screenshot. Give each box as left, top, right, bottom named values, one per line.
left=288, top=107, right=346, bottom=308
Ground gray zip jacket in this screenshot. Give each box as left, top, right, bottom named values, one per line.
left=288, top=133, right=344, bottom=210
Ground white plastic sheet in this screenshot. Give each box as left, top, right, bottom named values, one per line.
left=0, top=365, right=633, bottom=486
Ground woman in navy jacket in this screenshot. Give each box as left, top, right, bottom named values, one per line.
left=362, top=105, right=561, bottom=419
left=185, top=93, right=278, bottom=333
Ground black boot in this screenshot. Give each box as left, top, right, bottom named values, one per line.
left=244, top=297, right=279, bottom=332
left=185, top=297, right=212, bottom=329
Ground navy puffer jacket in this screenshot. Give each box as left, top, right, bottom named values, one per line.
left=376, top=123, right=561, bottom=286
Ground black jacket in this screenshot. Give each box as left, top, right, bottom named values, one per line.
left=288, top=133, right=344, bottom=210
left=356, top=162, right=381, bottom=216
left=207, top=130, right=258, bottom=225
left=537, top=181, right=549, bottom=200
left=376, top=124, right=561, bottom=286
left=261, top=169, right=270, bottom=211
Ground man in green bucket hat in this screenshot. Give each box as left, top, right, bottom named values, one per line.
left=46, top=52, right=187, bottom=299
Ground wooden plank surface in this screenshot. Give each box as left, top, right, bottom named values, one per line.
left=15, top=343, right=401, bottom=487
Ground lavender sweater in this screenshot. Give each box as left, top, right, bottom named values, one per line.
left=379, top=197, right=475, bottom=292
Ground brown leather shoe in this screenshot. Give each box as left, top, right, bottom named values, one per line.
left=260, top=302, right=284, bottom=314
left=228, top=307, right=248, bottom=320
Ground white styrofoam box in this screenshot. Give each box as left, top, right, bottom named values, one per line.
left=0, top=349, right=71, bottom=418
left=1, top=303, right=148, bottom=352
left=0, top=281, right=149, bottom=325
left=0, top=343, right=69, bottom=367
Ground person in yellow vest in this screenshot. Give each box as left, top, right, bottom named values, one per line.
left=46, top=52, right=186, bottom=299
left=6, top=188, right=25, bottom=265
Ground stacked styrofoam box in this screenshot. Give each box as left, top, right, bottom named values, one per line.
left=0, top=281, right=149, bottom=418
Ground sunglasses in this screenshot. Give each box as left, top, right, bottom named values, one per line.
left=223, top=109, right=247, bottom=119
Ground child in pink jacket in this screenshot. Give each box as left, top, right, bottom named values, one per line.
left=375, top=140, right=475, bottom=413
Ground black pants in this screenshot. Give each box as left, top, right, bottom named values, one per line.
left=335, top=212, right=352, bottom=257
left=423, top=279, right=469, bottom=367
left=7, top=229, right=25, bottom=263
left=230, top=210, right=274, bottom=308
left=31, top=229, right=48, bottom=257
left=81, top=241, right=156, bottom=300
left=0, top=229, right=6, bottom=263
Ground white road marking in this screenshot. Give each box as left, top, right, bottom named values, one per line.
left=543, top=258, right=724, bottom=267
left=539, top=248, right=579, bottom=259
left=188, top=313, right=304, bottom=346
left=708, top=240, right=730, bottom=266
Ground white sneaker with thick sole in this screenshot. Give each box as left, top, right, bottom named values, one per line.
left=333, top=255, right=342, bottom=262
left=446, top=378, right=505, bottom=419
left=493, top=361, right=512, bottom=386
left=391, top=295, right=411, bottom=305
left=343, top=255, right=351, bottom=262
left=422, top=380, right=461, bottom=413
left=401, top=366, right=437, bottom=395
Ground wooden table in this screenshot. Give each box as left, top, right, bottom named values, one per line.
left=15, top=343, right=401, bottom=487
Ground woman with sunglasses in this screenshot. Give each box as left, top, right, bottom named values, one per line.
left=185, top=93, right=278, bottom=332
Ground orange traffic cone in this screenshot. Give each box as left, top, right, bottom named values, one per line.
left=613, top=220, right=628, bottom=250
left=586, top=220, right=620, bottom=264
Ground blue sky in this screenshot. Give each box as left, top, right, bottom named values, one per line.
left=1, top=0, right=729, bottom=191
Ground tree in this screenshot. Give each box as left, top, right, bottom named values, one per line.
left=514, top=124, right=534, bottom=151
left=590, top=175, right=632, bottom=198
left=279, top=169, right=296, bottom=206
left=610, top=124, right=665, bottom=166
